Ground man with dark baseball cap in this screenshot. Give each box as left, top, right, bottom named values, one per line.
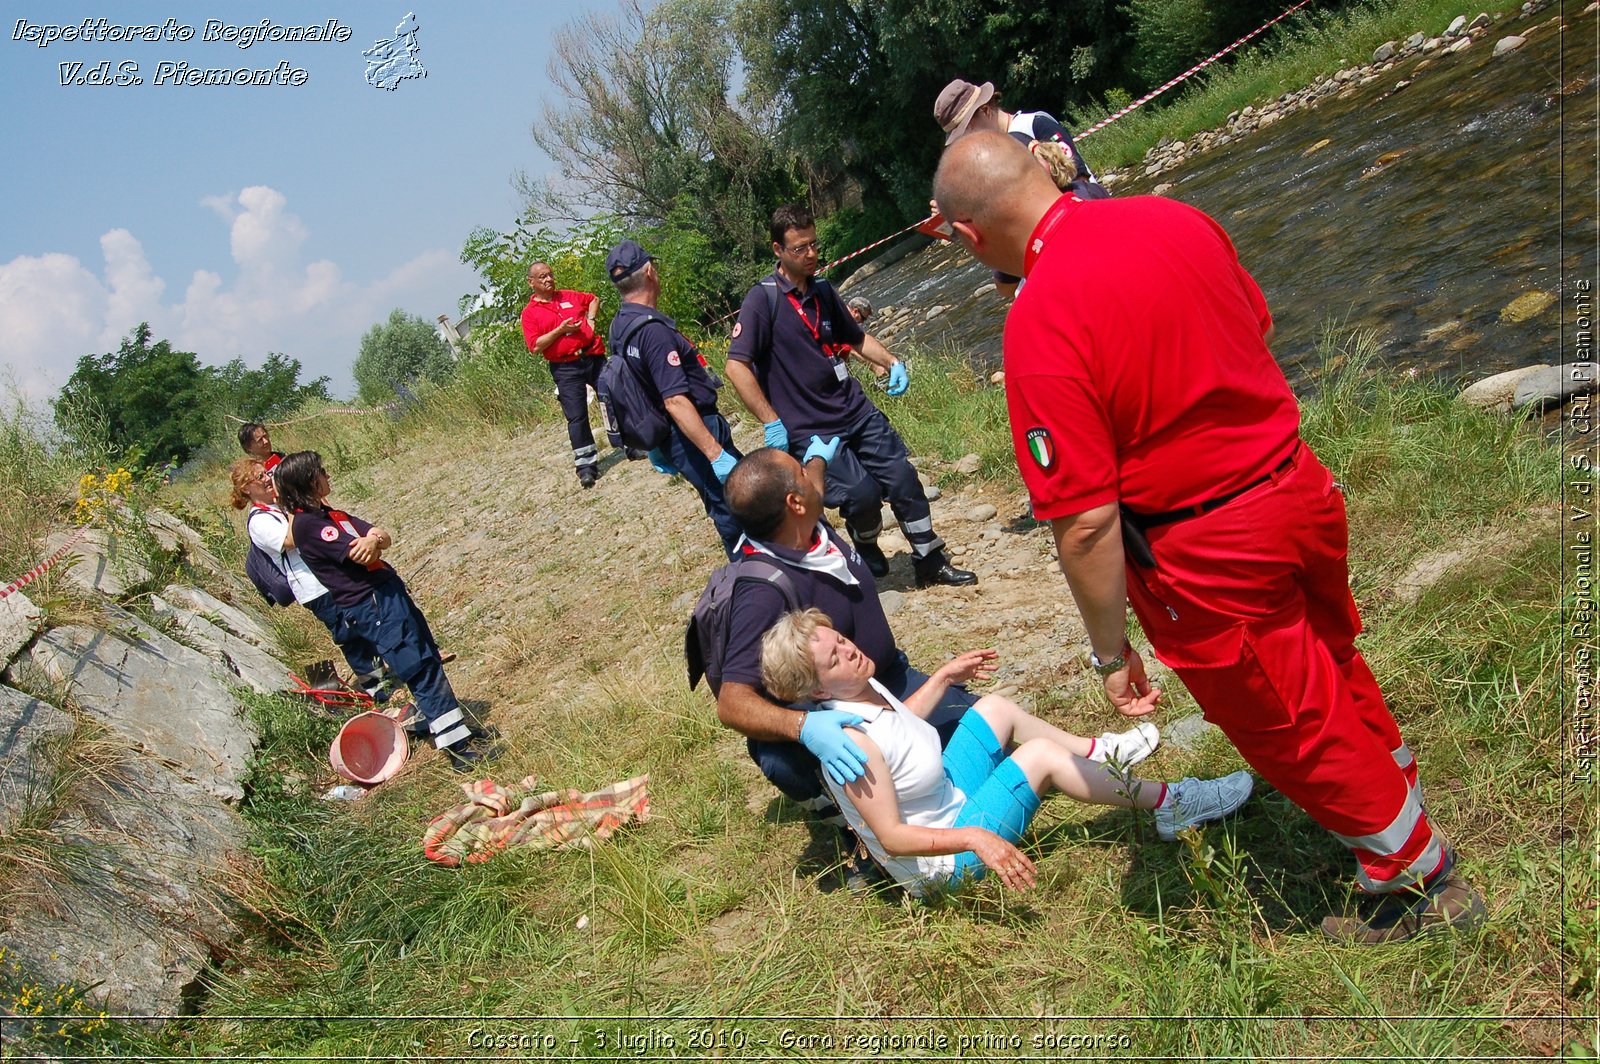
left=605, top=239, right=744, bottom=555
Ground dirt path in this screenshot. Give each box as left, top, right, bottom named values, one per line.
left=347, top=410, right=1117, bottom=745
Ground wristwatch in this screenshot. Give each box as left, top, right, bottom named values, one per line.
left=1091, top=640, right=1134, bottom=677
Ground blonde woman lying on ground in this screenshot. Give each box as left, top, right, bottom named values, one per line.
left=761, top=608, right=1253, bottom=895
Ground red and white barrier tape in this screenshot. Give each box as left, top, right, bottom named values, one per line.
left=799, top=0, right=1314, bottom=283
left=0, top=525, right=90, bottom=602
left=1077, top=0, right=1316, bottom=141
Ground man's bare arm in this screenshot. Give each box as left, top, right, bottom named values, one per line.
left=716, top=681, right=803, bottom=742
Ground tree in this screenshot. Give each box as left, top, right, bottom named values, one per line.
left=209, top=353, right=332, bottom=423
left=55, top=323, right=214, bottom=467
left=518, top=0, right=802, bottom=318
left=352, top=309, right=455, bottom=404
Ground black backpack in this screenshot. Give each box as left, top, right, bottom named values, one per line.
left=685, top=557, right=799, bottom=696
left=244, top=511, right=295, bottom=607
left=597, top=313, right=673, bottom=451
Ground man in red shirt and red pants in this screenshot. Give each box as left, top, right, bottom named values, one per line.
left=933, top=132, right=1485, bottom=944
left=521, top=261, right=608, bottom=488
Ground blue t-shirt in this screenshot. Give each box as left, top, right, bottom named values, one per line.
left=727, top=272, right=872, bottom=437
left=608, top=302, right=720, bottom=413
left=290, top=506, right=397, bottom=609
left=719, top=523, right=898, bottom=694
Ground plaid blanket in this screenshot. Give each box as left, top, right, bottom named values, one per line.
left=423, top=774, right=650, bottom=867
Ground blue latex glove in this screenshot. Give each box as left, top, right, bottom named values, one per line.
left=885, top=361, right=909, bottom=396
left=646, top=448, right=677, bottom=476
left=799, top=709, right=869, bottom=785
left=803, top=435, right=841, bottom=465
left=763, top=419, right=789, bottom=451
left=710, top=449, right=738, bottom=482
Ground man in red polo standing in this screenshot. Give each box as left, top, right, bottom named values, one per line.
left=521, top=261, right=607, bottom=488
left=932, top=131, right=1485, bottom=944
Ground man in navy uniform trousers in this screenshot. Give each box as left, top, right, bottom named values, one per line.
left=725, top=204, right=976, bottom=589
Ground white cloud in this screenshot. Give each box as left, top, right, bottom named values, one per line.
left=0, top=186, right=474, bottom=407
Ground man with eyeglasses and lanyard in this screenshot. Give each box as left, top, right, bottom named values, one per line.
left=725, top=204, right=976, bottom=589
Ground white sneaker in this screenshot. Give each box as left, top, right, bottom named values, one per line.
left=1153, top=771, right=1254, bottom=841
left=1089, top=722, right=1160, bottom=766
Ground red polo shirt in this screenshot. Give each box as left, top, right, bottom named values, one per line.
left=1004, top=194, right=1300, bottom=518
left=520, top=289, right=604, bottom=362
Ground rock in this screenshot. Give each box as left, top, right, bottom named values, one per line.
left=1500, top=289, right=1556, bottom=322
left=143, top=508, right=224, bottom=576
left=926, top=305, right=949, bottom=321
left=1512, top=363, right=1598, bottom=410
left=11, top=608, right=257, bottom=802
left=1162, top=713, right=1220, bottom=752
left=1373, top=41, right=1397, bottom=62
left=1446, top=14, right=1468, bottom=35
left=924, top=485, right=942, bottom=502
left=50, top=527, right=153, bottom=598
left=0, top=590, right=45, bottom=668
left=1423, top=36, right=1444, bottom=50
left=0, top=685, right=73, bottom=836
left=0, top=748, right=245, bottom=1016
left=1449, top=36, right=1473, bottom=52
left=968, top=504, right=999, bottom=522
left=150, top=595, right=292, bottom=695
left=1469, top=12, right=1491, bottom=30
left=989, top=371, right=1005, bottom=385
left=1303, top=138, right=1332, bottom=156
left=1258, top=112, right=1280, bottom=128
left=974, top=283, right=997, bottom=297
left=1460, top=365, right=1552, bottom=411
left=1493, top=35, right=1527, bottom=55
left=669, top=590, right=696, bottom=614
left=877, top=590, right=904, bottom=616
left=1405, top=31, right=1425, bottom=49
left=953, top=453, right=983, bottom=475
left=1152, top=183, right=1175, bottom=196
left=159, top=584, right=274, bottom=649
left=1393, top=79, right=1411, bottom=92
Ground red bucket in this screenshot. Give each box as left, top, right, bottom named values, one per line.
left=329, top=711, right=408, bottom=785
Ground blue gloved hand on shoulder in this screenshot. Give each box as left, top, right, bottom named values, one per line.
left=799, top=709, right=870, bottom=785
left=803, top=435, right=841, bottom=465
left=886, top=361, right=909, bottom=396
left=646, top=448, right=677, bottom=476
left=710, top=449, right=738, bottom=482
left=763, top=419, right=789, bottom=451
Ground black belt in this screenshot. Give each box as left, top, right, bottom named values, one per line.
left=1124, top=444, right=1299, bottom=531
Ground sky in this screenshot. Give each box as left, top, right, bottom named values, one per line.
left=0, top=2, right=624, bottom=407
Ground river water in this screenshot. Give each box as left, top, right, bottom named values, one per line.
left=845, top=1, right=1596, bottom=390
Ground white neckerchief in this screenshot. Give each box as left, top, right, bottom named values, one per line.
left=739, top=522, right=859, bottom=587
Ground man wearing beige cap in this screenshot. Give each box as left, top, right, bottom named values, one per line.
left=935, top=77, right=1105, bottom=194
left=933, top=79, right=1107, bottom=300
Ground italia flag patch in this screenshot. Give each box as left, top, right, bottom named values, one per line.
left=1026, top=427, right=1056, bottom=471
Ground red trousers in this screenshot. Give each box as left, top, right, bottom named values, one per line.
left=1126, top=443, right=1447, bottom=892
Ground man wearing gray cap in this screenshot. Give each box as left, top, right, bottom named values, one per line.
left=605, top=239, right=745, bottom=556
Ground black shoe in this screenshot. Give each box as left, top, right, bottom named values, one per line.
left=855, top=540, right=890, bottom=578
left=577, top=466, right=598, bottom=488
left=446, top=740, right=502, bottom=772
left=914, top=557, right=977, bottom=588
left=624, top=447, right=648, bottom=461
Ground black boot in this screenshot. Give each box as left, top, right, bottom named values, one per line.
left=854, top=540, right=890, bottom=578
left=914, top=551, right=977, bottom=588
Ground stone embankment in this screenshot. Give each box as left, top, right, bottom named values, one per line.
left=0, top=509, right=274, bottom=1019
left=1113, top=2, right=1572, bottom=193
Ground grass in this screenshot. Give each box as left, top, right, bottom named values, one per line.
left=1065, top=0, right=1520, bottom=176
left=39, top=323, right=1574, bottom=1061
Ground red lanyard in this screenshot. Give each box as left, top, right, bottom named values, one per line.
left=786, top=291, right=847, bottom=358
left=1022, top=194, right=1081, bottom=276
left=786, top=292, right=822, bottom=342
